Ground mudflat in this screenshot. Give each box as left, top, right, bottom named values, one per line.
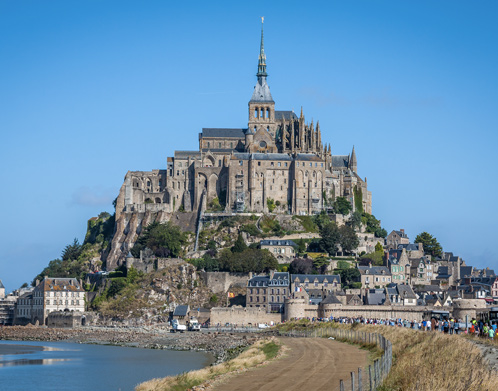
left=214, top=337, right=368, bottom=391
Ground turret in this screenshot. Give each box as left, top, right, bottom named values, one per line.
left=349, top=146, right=357, bottom=172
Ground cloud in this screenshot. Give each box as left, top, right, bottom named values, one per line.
left=71, top=186, right=115, bottom=207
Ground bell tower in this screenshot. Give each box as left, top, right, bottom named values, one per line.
left=248, top=17, right=276, bottom=141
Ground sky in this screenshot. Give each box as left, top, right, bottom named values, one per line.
left=1, top=1, right=497, bottom=292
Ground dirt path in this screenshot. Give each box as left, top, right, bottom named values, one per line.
left=214, top=337, right=368, bottom=391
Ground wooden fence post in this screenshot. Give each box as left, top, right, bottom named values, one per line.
left=351, top=371, right=355, bottom=391
left=358, top=368, right=363, bottom=391
left=369, top=364, right=373, bottom=391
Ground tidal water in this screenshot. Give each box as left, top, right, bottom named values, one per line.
left=0, top=340, right=214, bottom=391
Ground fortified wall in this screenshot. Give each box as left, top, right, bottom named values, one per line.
left=199, top=272, right=249, bottom=294
left=210, top=306, right=282, bottom=325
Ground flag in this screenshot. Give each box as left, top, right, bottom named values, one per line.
left=228, top=292, right=235, bottom=298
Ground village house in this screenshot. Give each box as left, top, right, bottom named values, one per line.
left=385, top=229, right=409, bottom=250
left=358, top=266, right=392, bottom=289
left=388, top=248, right=410, bottom=284
left=410, top=256, right=434, bottom=286
left=14, top=277, right=86, bottom=326
left=246, top=272, right=289, bottom=313
left=259, top=240, right=296, bottom=263
left=386, top=284, right=417, bottom=306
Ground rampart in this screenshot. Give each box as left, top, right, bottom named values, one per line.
left=210, top=306, right=282, bottom=325
left=199, top=272, right=249, bottom=293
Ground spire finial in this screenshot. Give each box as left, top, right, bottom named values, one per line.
left=257, top=17, right=267, bottom=78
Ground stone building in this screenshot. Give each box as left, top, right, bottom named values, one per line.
left=15, top=277, right=85, bottom=326
left=388, top=248, right=411, bottom=284
left=410, top=256, right=434, bottom=286
left=246, top=272, right=289, bottom=313
left=386, top=229, right=409, bottom=250
left=358, top=266, right=392, bottom=289
left=260, top=239, right=296, bottom=262
left=110, top=22, right=372, bottom=269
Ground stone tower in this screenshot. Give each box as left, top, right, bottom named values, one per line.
left=247, top=19, right=277, bottom=147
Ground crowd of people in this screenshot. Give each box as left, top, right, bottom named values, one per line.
left=316, top=316, right=498, bottom=340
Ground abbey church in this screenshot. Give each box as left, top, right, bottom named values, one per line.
left=115, top=22, right=371, bottom=222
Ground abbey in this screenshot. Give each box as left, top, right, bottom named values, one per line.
left=115, top=23, right=371, bottom=221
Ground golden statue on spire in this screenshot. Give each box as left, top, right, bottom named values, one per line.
left=261, top=16, right=264, bottom=23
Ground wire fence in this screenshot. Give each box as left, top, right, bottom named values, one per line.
left=279, top=327, right=393, bottom=391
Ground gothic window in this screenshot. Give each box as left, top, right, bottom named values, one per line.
left=254, top=109, right=258, bottom=118
left=266, top=108, right=270, bottom=118
left=267, top=126, right=270, bottom=132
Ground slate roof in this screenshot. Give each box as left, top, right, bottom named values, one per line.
left=358, top=266, right=391, bottom=276
left=201, top=128, right=247, bottom=138
left=173, top=305, right=189, bottom=317
left=413, top=285, right=442, bottom=293
left=321, top=294, right=342, bottom=305
left=460, top=266, right=473, bottom=278
left=232, top=153, right=293, bottom=161
left=250, top=78, right=274, bottom=103
left=331, top=155, right=350, bottom=168
left=436, top=266, right=451, bottom=278
left=35, top=277, right=84, bottom=292
left=397, top=284, right=417, bottom=299
left=260, top=240, right=296, bottom=247
left=174, top=151, right=201, bottom=159
left=291, top=274, right=341, bottom=284
left=393, top=230, right=409, bottom=239
left=296, top=153, right=322, bottom=162
left=366, top=291, right=386, bottom=305
left=0, top=280, right=4, bottom=289
left=275, top=111, right=298, bottom=121
left=397, top=243, right=420, bottom=251
left=269, top=272, right=290, bottom=286
left=248, top=276, right=269, bottom=287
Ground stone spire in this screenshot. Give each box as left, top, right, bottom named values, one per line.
left=257, top=17, right=267, bottom=78
left=350, top=145, right=357, bottom=172
left=250, top=18, right=273, bottom=103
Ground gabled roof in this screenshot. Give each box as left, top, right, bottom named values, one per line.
left=365, top=292, right=386, bottom=305
left=275, top=111, right=298, bottom=121
left=397, top=243, right=420, bottom=251
left=396, top=284, right=417, bottom=299
left=331, top=155, right=350, bottom=168
left=173, top=305, right=189, bottom=317
left=35, top=277, right=84, bottom=292
left=460, top=266, right=473, bottom=278
left=291, top=274, right=341, bottom=284
left=248, top=276, right=269, bottom=287
left=269, top=272, right=290, bottom=286
left=358, top=266, right=391, bottom=276
left=392, top=230, right=408, bottom=239
left=321, top=294, right=342, bottom=305
left=201, top=128, right=247, bottom=138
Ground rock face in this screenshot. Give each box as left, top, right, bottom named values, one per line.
left=106, top=188, right=198, bottom=270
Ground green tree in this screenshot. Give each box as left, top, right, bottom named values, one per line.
left=339, top=225, right=359, bottom=254
left=319, top=221, right=340, bottom=255
left=312, top=256, right=329, bottom=274
left=289, top=258, right=314, bottom=274
left=131, top=221, right=187, bottom=258
left=313, top=211, right=330, bottom=230
left=337, top=268, right=360, bottom=288
left=353, top=186, right=363, bottom=213
left=348, top=210, right=363, bottom=230
left=267, top=198, right=276, bottom=213
left=232, top=234, right=248, bottom=253
left=415, top=232, right=443, bottom=258
left=337, top=260, right=350, bottom=270
left=333, top=197, right=352, bottom=215
left=375, top=242, right=383, bottom=252
left=61, top=238, right=82, bottom=261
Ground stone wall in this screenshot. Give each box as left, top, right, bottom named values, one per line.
left=47, top=311, right=83, bottom=328
left=199, top=272, right=249, bottom=293
left=210, top=306, right=282, bottom=325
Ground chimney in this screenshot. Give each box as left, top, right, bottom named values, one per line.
left=400, top=229, right=405, bottom=234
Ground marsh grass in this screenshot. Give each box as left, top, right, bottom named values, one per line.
left=349, top=325, right=498, bottom=391
left=135, top=338, right=282, bottom=391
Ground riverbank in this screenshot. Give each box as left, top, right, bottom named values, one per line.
left=0, top=326, right=261, bottom=363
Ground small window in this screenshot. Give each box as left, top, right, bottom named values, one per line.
left=207, top=142, right=210, bottom=148
left=258, top=162, right=261, bottom=166
left=285, top=162, right=288, bottom=167
left=310, top=163, right=312, bottom=167
left=278, top=162, right=281, bottom=167
left=219, top=142, right=222, bottom=148
left=239, top=161, right=243, bottom=166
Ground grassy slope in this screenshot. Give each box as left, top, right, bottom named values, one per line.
left=135, top=338, right=282, bottom=391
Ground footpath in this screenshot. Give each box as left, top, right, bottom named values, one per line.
left=213, top=337, right=367, bottom=391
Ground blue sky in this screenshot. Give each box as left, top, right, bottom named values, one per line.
left=1, top=1, right=497, bottom=292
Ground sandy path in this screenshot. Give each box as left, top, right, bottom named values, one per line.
left=214, top=337, right=368, bottom=391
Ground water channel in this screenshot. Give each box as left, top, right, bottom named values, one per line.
left=0, top=340, right=214, bottom=391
